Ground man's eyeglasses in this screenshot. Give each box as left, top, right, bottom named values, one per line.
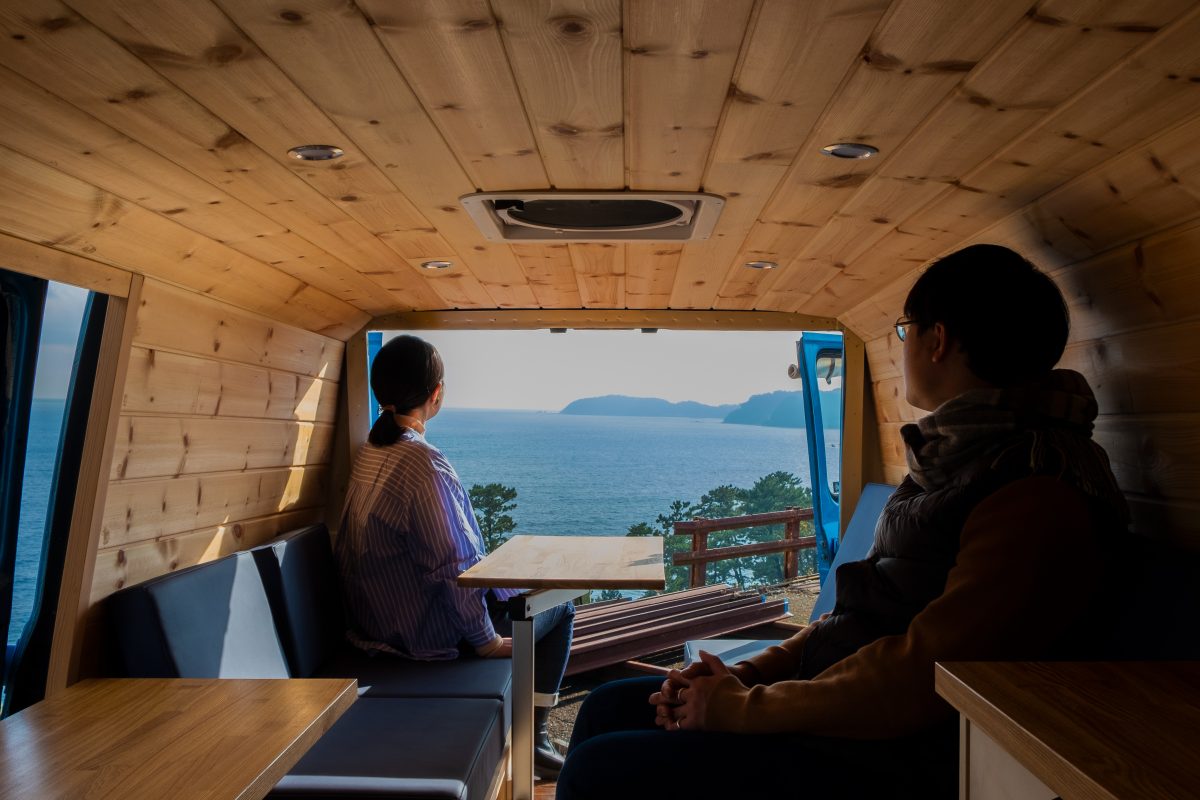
left=895, top=318, right=915, bottom=341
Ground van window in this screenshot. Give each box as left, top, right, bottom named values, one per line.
left=1, top=272, right=91, bottom=712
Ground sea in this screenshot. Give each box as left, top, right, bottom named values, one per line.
left=7, top=403, right=833, bottom=645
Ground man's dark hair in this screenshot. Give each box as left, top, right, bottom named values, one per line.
left=903, top=244, right=1069, bottom=386
left=368, top=335, right=444, bottom=446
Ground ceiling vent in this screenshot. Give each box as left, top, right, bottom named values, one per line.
left=459, top=191, right=724, bottom=242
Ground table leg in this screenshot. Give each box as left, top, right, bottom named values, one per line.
left=512, top=617, right=535, bottom=800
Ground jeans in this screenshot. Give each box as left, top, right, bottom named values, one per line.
left=487, top=597, right=574, bottom=701
left=555, top=677, right=957, bottom=800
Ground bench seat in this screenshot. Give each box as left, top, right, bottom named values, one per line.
left=106, top=547, right=508, bottom=799
left=273, top=698, right=505, bottom=800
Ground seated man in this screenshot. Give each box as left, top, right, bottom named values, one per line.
left=338, top=335, right=573, bottom=778
left=557, top=244, right=1127, bottom=799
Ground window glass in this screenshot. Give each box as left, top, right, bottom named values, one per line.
left=7, top=282, right=89, bottom=647
left=815, top=350, right=843, bottom=500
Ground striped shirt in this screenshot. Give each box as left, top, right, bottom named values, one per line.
left=336, top=429, right=519, bottom=660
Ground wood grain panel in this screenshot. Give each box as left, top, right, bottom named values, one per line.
left=510, top=243, right=583, bottom=307
left=64, top=0, right=500, bottom=311
left=624, top=0, right=756, bottom=191
left=361, top=0, right=549, bottom=191
left=673, top=0, right=888, bottom=308
left=872, top=376, right=920, bottom=424
left=100, top=466, right=329, bottom=548
left=625, top=243, right=681, bottom=309
left=110, top=416, right=333, bottom=480
left=746, top=0, right=1035, bottom=311
left=493, top=0, right=623, bottom=189
left=0, top=231, right=131, bottom=297
left=1095, top=414, right=1200, bottom=503
left=787, top=0, right=1193, bottom=314
left=215, top=0, right=537, bottom=309
left=0, top=144, right=366, bottom=338
left=91, top=507, right=323, bottom=603
left=825, top=8, right=1200, bottom=318
left=844, top=215, right=1200, bottom=343
left=0, top=0, right=446, bottom=313
left=135, top=280, right=344, bottom=379
left=569, top=243, right=625, bottom=307
left=123, top=347, right=339, bottom=423
left=0, top=64, right=399, bottom=315
left=865, top=332, right=904, bottom=381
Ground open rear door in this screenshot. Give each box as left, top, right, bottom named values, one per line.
left=795, top=332, right=844, bottom=584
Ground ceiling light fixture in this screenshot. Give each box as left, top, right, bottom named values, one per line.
left=744, top=260, right=778, bottom=270
left=419, top=260, right=454, bottom=270
left=820, top=142, right=878, bottom=159
left=287, top=144, right=344, bottom=161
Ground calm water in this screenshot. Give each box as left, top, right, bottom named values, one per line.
left=428, top=408, right=831, bottom=536
left=7, top=404, right=835, bottom=644
left=8, top=399, right=65, bottom=646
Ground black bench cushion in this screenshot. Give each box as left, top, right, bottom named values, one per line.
left=107, top=550, right=290, bottom=678
left=253, top=524, right=512, bottom=710
left=269, top=698, right=505, bottom=800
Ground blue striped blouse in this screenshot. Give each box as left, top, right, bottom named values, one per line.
left=336, top=429, right=518, bottom=659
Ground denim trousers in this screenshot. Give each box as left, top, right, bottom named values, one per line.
left=555, top=676, right=957, bottom=800
left=487, top=598, right=574, bottom=701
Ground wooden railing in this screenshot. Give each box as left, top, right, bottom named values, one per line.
left=670, top=507, right=816, bottom=588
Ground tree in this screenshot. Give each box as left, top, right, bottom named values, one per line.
left=625, top=471, right=817, bottom=591
left=469, top=483, right=518, bottom=552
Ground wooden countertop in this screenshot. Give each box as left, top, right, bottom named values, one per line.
left=0, top=677, right=357, bottom=800
left=458, top=534, right=665, bottom=590
left=935, top=661, right=1200, bottom=800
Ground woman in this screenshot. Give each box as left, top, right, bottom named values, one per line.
left=336, top=334, right=573, bottom=777
left=557, top=245, right=1128, bottom=799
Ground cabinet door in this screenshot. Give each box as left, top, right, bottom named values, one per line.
left=964, top=720, right=1058, bottom=800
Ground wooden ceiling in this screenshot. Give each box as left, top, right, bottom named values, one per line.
left=2, top=0, right=1200, bottom=339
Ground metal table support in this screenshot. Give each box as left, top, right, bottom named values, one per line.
left=509, top=588, right=587, bottom=800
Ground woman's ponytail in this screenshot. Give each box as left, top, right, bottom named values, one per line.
left=368, top=408, right=404, bottom=446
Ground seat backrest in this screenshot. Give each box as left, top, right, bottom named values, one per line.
left=809, top=483, right=896, bottom=622
left=107, top=551, right=290, bottom=678
left=251, top=524, right=346, bottom=678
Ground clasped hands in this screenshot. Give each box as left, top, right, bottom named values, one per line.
left=648, top=650, right=740, bottom=732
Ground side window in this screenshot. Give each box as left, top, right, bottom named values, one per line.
left=1, top=273, right=92, bottom=713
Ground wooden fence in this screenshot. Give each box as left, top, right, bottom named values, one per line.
left=671, top=507, right=815, bottom=588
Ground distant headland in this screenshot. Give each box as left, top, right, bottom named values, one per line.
left=560, top=391, right=807, bottom=428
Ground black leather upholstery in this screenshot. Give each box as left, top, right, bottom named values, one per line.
left=270, top=698, right=505, bottom=800
left=108, top=551, right=290, bottom=679
left=252, top=525, right=512, bottom=719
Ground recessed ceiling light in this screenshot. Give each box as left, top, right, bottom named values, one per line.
left=419, top=260, right=454, bottom=270
left=744, top=260, right=778, bottom=270
left=820, top=142, right=878, bottom=159
left=287, top=144, right=344, bottom=161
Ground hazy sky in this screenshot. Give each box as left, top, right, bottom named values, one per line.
left=32, top=282, right=89, bottom=400
left=384, top=329, right=828, bottom=411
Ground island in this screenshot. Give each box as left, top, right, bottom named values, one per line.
left=559, top=391, right=823, bottom=429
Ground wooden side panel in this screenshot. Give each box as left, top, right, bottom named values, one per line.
left=859, top=216, right=1200, bottom=549
left=89, top=278, right=345, bottom=604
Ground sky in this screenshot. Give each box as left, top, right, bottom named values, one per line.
left=384, top=329, right=830, bottom=411
left=32, top=282, right=89, bottom=400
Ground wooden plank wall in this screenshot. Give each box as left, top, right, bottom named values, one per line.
left=88, top=277, right=343, bottom=603
left=849, top=220, right=1200, bottom=551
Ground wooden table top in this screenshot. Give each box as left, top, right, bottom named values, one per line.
left=459, top=534, right=665, bottom=590
left=0, top=677, right=356, bottom=800
left=935, top=661, right=1200, bottom=800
